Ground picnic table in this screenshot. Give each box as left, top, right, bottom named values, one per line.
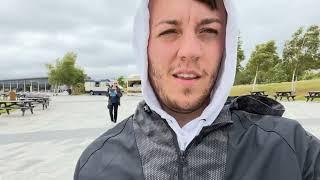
left=250, top=91, right=268, bottom=97
left=0, top=100, right=34, bottom=116
left=305, top=91, right=320, bottom=102
left=0, top=93, right=7, bottom=98
left=274, top=91, right=296, bottom=101
left=19, top=97, right=50, bottom=110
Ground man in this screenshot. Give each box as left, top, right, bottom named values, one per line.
left=107, top=81, right=122, bottom=123
left=74, top=0, right=320, bottom=179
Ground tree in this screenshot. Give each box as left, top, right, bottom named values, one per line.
left=244, top=40, right=280, bottom=88
left=237, top=35, right=245, bottom=73
left=46, top=52, right=85, bottom=90
left=234, top=35, right=246, bottom=85
left=282, top=25, right=320, bottom=91
left=117, top=76, right=127, bottom=89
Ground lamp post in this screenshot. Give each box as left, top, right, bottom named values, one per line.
left=30, top=81, right=33, bottom=92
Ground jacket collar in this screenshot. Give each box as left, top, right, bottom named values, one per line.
left=229, top=95, right=285, bottom=117
left=133, top=100, right=234, bottom=137
left=133, top=95, right=285, bottom=135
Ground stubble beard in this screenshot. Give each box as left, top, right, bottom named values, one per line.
left=148, top=63, right=216, bottom=114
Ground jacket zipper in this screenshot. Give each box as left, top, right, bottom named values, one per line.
left=162, top=118, right=232, bottom=180
left=165, top=122, right=197, bottom=180
left=162, top=120, right=185, bottom=180
left=178, top=150, right=186, bottom=180
left=177, top=137, right=201, bottom=180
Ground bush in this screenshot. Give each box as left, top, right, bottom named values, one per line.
left=73, top=83, right=85, bottom=95
left=234, top=70, right=253, bottom=85
left=301, top=71, right=320, bottom=80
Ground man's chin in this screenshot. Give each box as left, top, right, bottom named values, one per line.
left=165, top=100, right=204, bottom=114
left=172, top=107, right=199, bottom=114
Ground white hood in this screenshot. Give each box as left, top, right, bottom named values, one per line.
left=133, top=0, right=238, bottom=149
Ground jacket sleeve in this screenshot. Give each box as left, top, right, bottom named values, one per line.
left=106, top=88, right=110, bottom=97
left=117, top=88, right=123, bottom=98
left=302, top=132, right=320, bottom=180
left=73, top=159, right=81, bottom=180
left=73, top=117, right=144, bottom=180
left=273, top=118, right=320, bottom=180
left=292, top=123, right=320, bottom=180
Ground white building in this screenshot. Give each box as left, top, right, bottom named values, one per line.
left=0, top=77, right=51, bottom=93
left=127, top=75, right=141, bottom=93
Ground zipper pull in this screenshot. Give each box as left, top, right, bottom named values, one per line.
left=180, top=151, right=187, bottom=166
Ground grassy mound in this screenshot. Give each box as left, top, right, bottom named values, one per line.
left=230, top=79, right=320, bottom=101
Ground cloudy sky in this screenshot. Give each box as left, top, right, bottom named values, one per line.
left=0, top=0, right=319, bottom=80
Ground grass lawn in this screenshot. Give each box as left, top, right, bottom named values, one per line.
left=230, top=79, right=320, bottom=101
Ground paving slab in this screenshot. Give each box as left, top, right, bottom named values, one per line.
left=0, top=95, right=319, bottom=179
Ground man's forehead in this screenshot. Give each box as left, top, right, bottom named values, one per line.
left=149, top=0, right=226, bottom=26
left=149, top=0, right=221, bottom=10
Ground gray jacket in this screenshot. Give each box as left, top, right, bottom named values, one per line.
left=74, top=95, right=320, bottom=180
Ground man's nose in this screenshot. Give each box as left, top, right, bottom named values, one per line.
left=177, top=32, right=202, bottom=61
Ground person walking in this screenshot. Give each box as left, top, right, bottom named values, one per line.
left=107, top=81, right=122, bottom=123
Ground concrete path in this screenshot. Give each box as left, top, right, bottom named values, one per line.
left=0, top=95, right=319, bottom=180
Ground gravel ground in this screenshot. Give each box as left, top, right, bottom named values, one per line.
left=0, top=95, right=319, bottom=180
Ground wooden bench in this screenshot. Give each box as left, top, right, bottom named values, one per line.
left=274, top=91, right=296, bottom=101
left=0, top=100, right=35, bottom=116
left=305, top=91, right=320, bottom=102
left=250, top=91, right=269, bottom=97
left=275, top=95, right=296, bottom=101
left=31, top=98, right=48, bottom=110
left=19, top=97, right=50, bottom=110
left=0, top=106, right=34, bottom=116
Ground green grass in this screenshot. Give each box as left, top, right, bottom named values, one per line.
left=230, top=79, right=320, bottom=101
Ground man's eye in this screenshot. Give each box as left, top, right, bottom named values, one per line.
left=158, top=29, right=178, bottom=37
left=200, top=28, right=218, bottom=34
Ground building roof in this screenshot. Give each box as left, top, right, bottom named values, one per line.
left=85, top=79, right=111, bottom=82
left=0, top=77, right=48, bottom=81
left=127, top=74, right=141, bottom=80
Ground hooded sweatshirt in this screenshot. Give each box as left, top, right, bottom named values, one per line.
left=74, top=1, right=320, bottom=179
left=133, top=0, right=238, bottom=150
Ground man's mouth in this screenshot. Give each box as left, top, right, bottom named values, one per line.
left=173, top=73, right=200, bottom=80
left=172, top=70, right=201, bottom=81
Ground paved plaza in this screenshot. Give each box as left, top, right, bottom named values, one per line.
left=0, top=95, right=319, bottom=180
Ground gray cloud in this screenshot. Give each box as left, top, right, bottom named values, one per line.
left=0, top=0, right=139, bottom=80
left=235, top=0, right=320, bottom=62
left=0, top=0, right=319, bottom=80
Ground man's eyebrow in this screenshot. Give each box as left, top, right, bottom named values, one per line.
left=154, top=18, right=222, bottom=28
left=197, top=18, right=223, bottom=27
left=154, top=19, right=180, bottom=27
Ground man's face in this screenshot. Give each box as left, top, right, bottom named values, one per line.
left=148, top=0, right=226, bottom=113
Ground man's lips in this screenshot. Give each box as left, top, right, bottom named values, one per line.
left=172, top=70, right=201, bottom=80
